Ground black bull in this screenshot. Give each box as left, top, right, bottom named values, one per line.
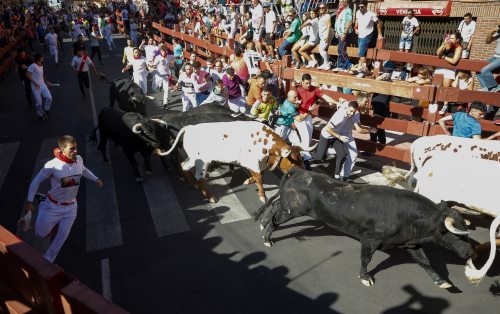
left=255, top=168, right=477, bottom=288
left=100, top=76, right=147, bottom=116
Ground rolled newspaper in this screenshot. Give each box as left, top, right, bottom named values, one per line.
left=18, top=211, right=32, bottom=232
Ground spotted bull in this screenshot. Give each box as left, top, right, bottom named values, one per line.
left=156, top=121, right=316, bottom=203
left=255, top=168, right=491, bottom=288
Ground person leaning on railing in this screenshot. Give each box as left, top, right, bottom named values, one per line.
left=476, top=24, right=500, bottom=92
left=435, top=31, right=463, bottom=88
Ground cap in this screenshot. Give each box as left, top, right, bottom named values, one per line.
left=262, top=2, right=271, bottom=8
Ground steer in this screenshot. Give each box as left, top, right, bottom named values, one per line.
left=156, top=121, right=316, bottom=203
left=254, top=168, right=488, bottom=288
left=101, top=77, right=147, bottom=116
left=92, top=107, right=155, bottom=182
left=386, top=135, right=500, bottom=187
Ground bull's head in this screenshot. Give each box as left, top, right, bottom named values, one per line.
left=123, top=114, right=172, bottom=151
left=268, top=143, right=318, bottom=173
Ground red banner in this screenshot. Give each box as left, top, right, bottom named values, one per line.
left=377, top=0, right=452, bottom=17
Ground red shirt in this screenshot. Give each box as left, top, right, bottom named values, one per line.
left=295, top=85, right=324, bottom=114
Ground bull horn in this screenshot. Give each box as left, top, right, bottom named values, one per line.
left=281, top=148, right=291, bottom=158
left=301, top=142, right=319, bottom=152
left=132, top=123, right=143, bottom=134
left=465, top=215, right=500, bottom=285
left=444, top=217, right=470, bottom=235
left=151, top=118, right=168, bottom=127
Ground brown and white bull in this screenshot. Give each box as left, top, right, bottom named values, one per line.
left=156, top=121, right=316, bottom=203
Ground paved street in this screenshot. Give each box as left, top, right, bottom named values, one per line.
left=0, top=36, right=499, bottom=314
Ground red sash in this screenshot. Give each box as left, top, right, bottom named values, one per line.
left=78, top=54, right=88, bottom=73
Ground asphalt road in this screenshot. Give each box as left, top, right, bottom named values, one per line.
left=0, top=35, right=498, bottom=314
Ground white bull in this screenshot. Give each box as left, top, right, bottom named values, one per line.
left=157, top=121, right=315, bottom=203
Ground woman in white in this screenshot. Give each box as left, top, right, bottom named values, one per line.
left=299, top=9, right=320, bottom=68
left=122, top=48, right=148, bottom=94
left=317, top=4, right=334, bottom=70
left=291, top=12, right=311, bottom=69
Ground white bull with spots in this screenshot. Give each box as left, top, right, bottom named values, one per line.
left=157, top=121, right=315, bottom=203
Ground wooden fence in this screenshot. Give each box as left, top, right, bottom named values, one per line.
left=115, top=13, right=500, bottom=164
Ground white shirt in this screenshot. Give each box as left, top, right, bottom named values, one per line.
left=45, top=32, right=58, bottom=46
left=307, top=18, right=319, bottom=43
left=243, top=50, right=262, bottom=76
left=124, top=46, right=134, bottom=63
left=27, top=63, right=46, bottom=87
left=28, top=155, right=98, bottom=203
left=318, top=14, right=331, bottom=41
left=356, top=10, right=378, bottom=39
left=153, top=54, right=174, bottom=76
left=265, top=10, right=277, bottom=33
left=401, top=16, right=419, bottom=37
left=178, top=72, right=196, bottom=93
left=130, top=57, right=148, bottom=77
left=251, top=4, right=263, bottom=29
left=71, top=55, right=94, bottom=72
left=144, top=45, right=158, bottom=63
left=210, top=69, right=225, bottom=82
left=458, top=20, right=476, bottom=43
left=321, top=101, right=360, bottom=139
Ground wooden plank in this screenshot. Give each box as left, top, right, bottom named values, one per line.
left=355, top=139, right=411, bottom=163
left=435, top=88, right=500, bottom=107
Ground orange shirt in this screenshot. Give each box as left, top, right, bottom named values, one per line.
left=246, top=82, right=262, bottom=106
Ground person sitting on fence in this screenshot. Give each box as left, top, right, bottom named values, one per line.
left=399, top=9, right=420, bottom=53
left=437, top=101, right=486, bottom=139
left=250, top=85, right=278, bottom=122
left=477, top=24, right=500, bottom=92
left=274, top=90, right=299, bottom=142
left=354, top=0, right=383, bottom=78
left=407, top=67, right=432, bottom=85
left=263, top=2, right=277, bottom=62
left=277, top=8, right=302, bottom=60
left=316, top=3, right=334, bottom=70
left=200, top=79, right=229, bottom=107
left=333, top=0, right=353, bottom=72
left=439, top=70, right=473, bottom=115
left=239, top=11, right=254, bottom=50
left=435, top=31, right=463, bottom=88
left=296, top=9, right=319, bottom=69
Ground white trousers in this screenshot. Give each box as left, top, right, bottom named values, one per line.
left=49, top=44, right=58, bottom=63
left=155, top=74, right=170, bottom=105
left=341, top=136, right=358, bottom=178
left=181, top=93, right=197, bottom=112
left=31, top=85, right=52, bottom=117
left=289, top=115, right=313, bottom=160
left=227, top=96, right=247, bottom=114
left=274, top=125, right=292, bottom=142
left=133, top=73, right=147, bottom=94
left=35, top=200, right=77, bottom=262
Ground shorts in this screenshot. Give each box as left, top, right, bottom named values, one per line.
left=358, top=33, right=373, bottom=57
left=434, top=67, right=456, bottom=80
left=253, top=30, right=261, bottom=41
left=245, top=31, right=254, bottom=41
left=264, top=33, right=275, bottom=46
left=399, top=35, right=413, bottom=50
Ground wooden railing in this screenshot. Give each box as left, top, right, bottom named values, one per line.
left=117, top=16, right=499, bottom=164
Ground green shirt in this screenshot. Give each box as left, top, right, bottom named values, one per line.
left=286, top=17, right=302, bottom=43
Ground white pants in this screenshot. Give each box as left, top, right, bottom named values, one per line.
left=35, top=200, right=77, bottom=262
left=319, top=31, right=333, bottom=66
left=155, top=74, right=170, bottom=105
left=341, top=136, right=358, bottom=178
left=289, top=115, right=313, bottom=160
left=227, top=96, right=247, bottom=114
left=49, top=44, right=58, bottom=63
left=274, top=125, right=292, bottom=141
left=31, top=85, right=52, bottom=117
left=133, top=73, right=147, bottom=94
left=181, top=93, right=197, bottom=112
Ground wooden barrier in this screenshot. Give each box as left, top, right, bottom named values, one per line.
left=120, top=18, right=500, bottom=164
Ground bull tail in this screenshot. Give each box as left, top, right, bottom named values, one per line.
left=404, top=143, right=416, bottom=181
left=156, top=126, right=189, bottom=157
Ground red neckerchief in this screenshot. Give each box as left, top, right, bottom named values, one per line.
left=134, top=55, right=141, bottom=60
left=336, top=5, right=347, bottom=17
left=53, top=148, right=76, bottom=164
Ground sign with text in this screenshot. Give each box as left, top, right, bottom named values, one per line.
left=377, top=0, right=452, bottom=17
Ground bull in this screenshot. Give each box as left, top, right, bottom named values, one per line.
left=254, top=168, right=495, bottom=288
left=92, top=107, right=158, bottom=182
left=154, top=121, right=316, bottom=203
left=101, top=77, right=147, bottom=116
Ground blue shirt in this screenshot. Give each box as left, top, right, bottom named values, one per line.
left=173, top=44, right=183, bottom=65
left=276, top=99, right=298, bottom=127
left=452, top=112, right=481, bottom=138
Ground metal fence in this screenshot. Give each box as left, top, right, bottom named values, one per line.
left=382, top=17, right=462, bottom=55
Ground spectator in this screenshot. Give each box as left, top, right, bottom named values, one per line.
left=230, top=46, right=250, bottom=81
left=222, top=67, right=247, bottom=113
left=354, top=0, right=382, bottom=76
left=457, top=13, right=475, bottom=59
left=278, top=9, right=302, bottom=60
left=297, top=9, right=320, bottom=69
left=250, top=85, right=278, bottom=122
left=333, top=0, right=353, bottom=71
left=246, top=75, right=266, bottom=112
left=192, top=61, right=211, bottom=105
left=263, top=2, right=277, bottom=61
left=172, top=38, right=184, bottom=77
left=477, top=25, right=500, bottom=92
left=274, top=90, right=299, bottom=141
left=291, top=11, right=312, bottom=69
left=438, top=101, right=486, bottom=139
left=250, top=0, right=264, bottom=54
left=243, top=41, right=262, bottom=78
left=239, top=11, right=254, bottom=49
left=311, top=100, right=376, bottom=180
left=211, top=59, right=226, bottom=81
left=407, top=67, right=432, bottom=85
left=399, top=9, right=420, bottom=52
left=369, top=93, right=391, bottom=145
left=129, top=18, right=138, bottom=46
left=316, top=3, right=333, bottom=70
left=435, top=31, right=463, bottom=87
left=200, top=79, right=229, bottom=107
left=439, top=70, right=473, bottom=115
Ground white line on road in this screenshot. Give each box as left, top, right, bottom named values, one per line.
left=142, top=158, right=190, bottom=237
left=101, top=258, right=112, bottom=300
left=88, top=71, right=98, bottom=128
left=0, top=142, right=20, bottom=192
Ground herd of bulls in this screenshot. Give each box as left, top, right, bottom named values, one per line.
left=93, top=79, right=499, bottom=289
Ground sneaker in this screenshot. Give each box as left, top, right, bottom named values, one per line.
left=478, top=87, right=489, bottom=92
left=356, top=73, right=365, bottom=78
left=490, top=86, right=500, bottom=92
left=439, top=105, right=448, bottom=115
left=306, top=60, right=317, bottom=68
left=332, top=67, right=341, bottom=72
left=294, top=63, right=302, bottom=69
left=317, top=64, right=330, bottom=70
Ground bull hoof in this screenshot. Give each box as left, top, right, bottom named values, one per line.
left=359, top=275, right=375, bottom=287
left=264, top=240, right=273, bottom=247
left=208, top=196, right=218, bottom=203
left=259, top=196, right=266, bottom=203
left=260, top=223, right=264, bottom=231
left=135, top=177, right=143, bottom=183
left=464, top=219, right=471, bottom=226
left=243, top=178, right=251, bottom=185
left=436, top=280, right=452, bottom=289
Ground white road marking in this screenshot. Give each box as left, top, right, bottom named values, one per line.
left=101, top=258, right=112, bottom=300
left=142, top=158, right=190, bottom=237
left=88, top=71, right=98, bottom=128
left=0, top=142, right=19, bottom=192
